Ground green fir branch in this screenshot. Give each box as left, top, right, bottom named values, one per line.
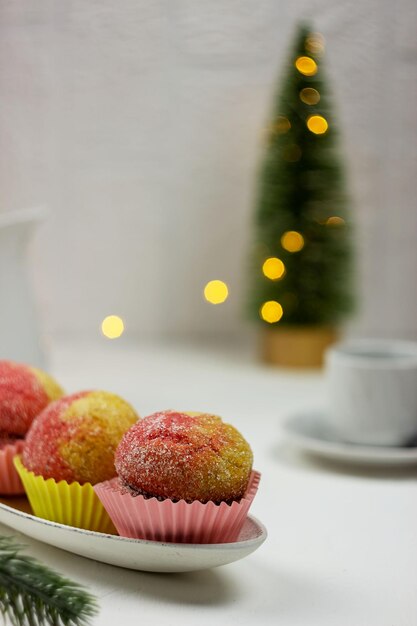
left=0, top=536, right=98, bottom=626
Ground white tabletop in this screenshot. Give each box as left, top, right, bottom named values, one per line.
left=2, top=340, right=416, bottom=626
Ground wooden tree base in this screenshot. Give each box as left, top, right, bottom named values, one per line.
left=261, top=326, right=339, bottom=368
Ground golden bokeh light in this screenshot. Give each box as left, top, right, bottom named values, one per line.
left=260, top=301, right=283, bottom=324
left=307, top=115, right=328, bottom=135
left=262, top=257, right=286, bottom=280
left=305, top=33, right=325, bottom=55
left=299, top=87, right=320, bottom=105
left=274, top=116, right=291, bottom=134
left=326, top=216, right=345, bottom=226
left=204, top=280, right=229, bottom=304
left=281, top=231, right=305, bottom=253
left=295, top=56, right=318, bottom=76
left=101, top=315, right=124, bottom=339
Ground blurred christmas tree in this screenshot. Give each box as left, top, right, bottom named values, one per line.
left=249, top=23, right=354, bottom=366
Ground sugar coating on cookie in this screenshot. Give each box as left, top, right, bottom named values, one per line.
left=0, top=361, right=64, bottom=436
left=115, top=410, right=253, bottom=503
left=22, top=391, right=139, bottom=485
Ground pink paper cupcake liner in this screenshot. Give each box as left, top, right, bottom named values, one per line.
left=0, top=440, right=25, bottom=495
left=94, top=470, right=261, bottom=544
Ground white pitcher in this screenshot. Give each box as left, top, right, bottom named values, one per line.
left=0, top=207, right=46, bottom=367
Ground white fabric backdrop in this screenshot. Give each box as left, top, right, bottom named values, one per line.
left=1, top=0, right=416, bottom=340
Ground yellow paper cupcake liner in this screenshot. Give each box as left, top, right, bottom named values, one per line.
left=14, top=456, right=116, bottom=534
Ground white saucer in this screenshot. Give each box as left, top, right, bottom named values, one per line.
left=0, top=497, right=267, bottom=573
left=283, top=411, right=417, bottom=466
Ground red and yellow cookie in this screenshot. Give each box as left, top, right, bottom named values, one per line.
left=15, top=390, right=139, bottom=531
left=0, top=360, right=63, bottom=437
left=0, top=360, right=64, bottom=495
left=22, top=390, right=138, bottom=485
left=95, top=410, right=259, bottom=543
left=115, top=410, right=253, bottom=503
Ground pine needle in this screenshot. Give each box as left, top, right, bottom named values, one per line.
left=0, top=536, right=98, bottom=626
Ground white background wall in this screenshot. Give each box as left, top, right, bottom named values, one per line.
left=1, top=0, right=417, bottom=341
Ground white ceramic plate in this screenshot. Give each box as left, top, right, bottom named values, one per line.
left=283, top=411, right=417, bottom=466
left=0, top=497, right=267, bottom=573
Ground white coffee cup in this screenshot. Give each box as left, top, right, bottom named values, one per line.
left=325, top=339, right=417, bottom=446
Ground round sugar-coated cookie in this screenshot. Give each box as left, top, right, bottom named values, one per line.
left=115, top=410, right=253, bottom=503
left=22, top=391, right=139, bottom=485
left=0, top=361, right=64, bottom=437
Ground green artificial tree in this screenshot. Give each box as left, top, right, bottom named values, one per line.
left=249, top=23, right=354, bottom=366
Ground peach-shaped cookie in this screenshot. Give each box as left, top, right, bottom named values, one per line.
left=0, top=360, right=63, bottom=437
left=95, top=410, right=260, bottom=543
left=22, top=390, right=139, bottom=485
left=0, top=360, right=64, bottom=495
left=16, top=391, right=139, bottom=532
left=115, top=410, right=254, bottom=503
